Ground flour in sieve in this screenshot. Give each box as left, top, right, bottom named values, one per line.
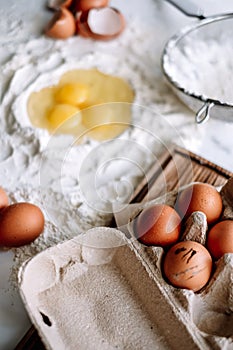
left=164, top=32, right=233, bottom=104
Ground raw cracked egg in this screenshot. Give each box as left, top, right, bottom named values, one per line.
left=27, top=68, right=134, bottom=140
left=47, top=104, right=82, bottom=132
left=0, top=203, right=45, bottom=247
left=207, top=220, right=233, bottom=259
left=176, top=183, right=222, bottom=224
left=163, top=240, right=213, bottom=292
left=134, top=204, right=181, bottom=247
left=55, top=82, right=89, bottom=106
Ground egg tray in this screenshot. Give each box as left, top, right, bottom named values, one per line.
left=17, top=145, right=233, bottom=349
left=126, top=179, right=233, bottom=348
left=18, top=178, right=233, bottom=350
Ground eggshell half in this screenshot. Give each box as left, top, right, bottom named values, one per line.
left=45, top=7, right=76, bottom=39
left=47, top=0, right=73, bottom=10
left=76, top=7, right=125, bottom=41
left=75, top=0, right=109, bottom=12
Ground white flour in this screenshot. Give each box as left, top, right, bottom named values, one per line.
left=0, top=19, right=203, bottom=286
left=163, top=18, right=233, bottom=104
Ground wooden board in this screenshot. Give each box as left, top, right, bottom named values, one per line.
left=15, top=145, right=233, bottom=350
left=131, top=145, right=232, bottom=203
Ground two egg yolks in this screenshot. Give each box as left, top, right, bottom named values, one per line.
left=27, top=69, right=134, bottom=140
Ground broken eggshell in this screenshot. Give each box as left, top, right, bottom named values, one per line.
left=75, top=0, right=109, bottom=12
left=45, top=7, right=76, bottom=39
left=47, top=0, right=73, bottom=11
left=76, top=7, right=125, bottom=41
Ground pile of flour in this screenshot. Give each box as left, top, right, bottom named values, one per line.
left=0, top=19, right=203, bottom=285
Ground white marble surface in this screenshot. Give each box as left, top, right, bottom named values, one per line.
left=1, top=1, right=233, bottom=349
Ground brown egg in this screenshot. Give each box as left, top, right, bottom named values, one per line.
left=163, top=241, right=213, bottom=292
left=76, top=7, right=125, bottom=41
left=176, top=183, right=222, bottom=224
left=75, top=0, right=109, bottom=12
left=0, top=203, right=45, bottom=247
left=0, top=187, right=9, bottom=209
left=135, top=204, right=181, bottom=247
left=207, top=220, right=233, bottom=259
left=45, top=7, right=76, bottom=39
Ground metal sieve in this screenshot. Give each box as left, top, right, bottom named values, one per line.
left=162, top=1, right=233, bottom=123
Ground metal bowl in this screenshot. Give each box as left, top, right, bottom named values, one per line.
left=162, top=14, right=233, bottom=123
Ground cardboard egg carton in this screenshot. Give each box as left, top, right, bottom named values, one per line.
left=126, top=180, right=233, bottom=348
left=18, top=181, right=233, bottom=350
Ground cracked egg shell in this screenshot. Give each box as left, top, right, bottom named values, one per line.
left=45, top=7, right=76, bottom=39
left=76, top=7, right=125, bottom=41
left=0, top=188, right=9, bottom=210
left=163, top=241, right=213, bottom=292
left=0, top=203, right=45, bottom=247
left=75, top=0, right=109, bottom=12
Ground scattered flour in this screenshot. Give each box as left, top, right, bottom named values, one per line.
left=0, top=19, right=203, bottom=286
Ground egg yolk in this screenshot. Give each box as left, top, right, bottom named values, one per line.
left=55, top=83, right=89, bottom=106
left=47, top=104, right=82, bottom=130
left=27, top=68, right=135, bottom=140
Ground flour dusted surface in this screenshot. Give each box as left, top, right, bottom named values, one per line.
left=0, top=19, right=202, bottom=287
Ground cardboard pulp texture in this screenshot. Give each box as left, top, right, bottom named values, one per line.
left=19, top=180, right=233, bottom=350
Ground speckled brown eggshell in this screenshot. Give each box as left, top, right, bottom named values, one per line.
left=0, top=203, right=45, bottom=247
left=135, top=204, right=181, bottom=247
left=176, top=183, right=223, bottom=225
left=207, top=220, right=233, bottom=259
left=0, top=187, right=9, bottom=210
left=163, top=240, right=213, bottom=292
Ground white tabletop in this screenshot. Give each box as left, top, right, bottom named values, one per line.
left=1, top=1, right=233, bottom=349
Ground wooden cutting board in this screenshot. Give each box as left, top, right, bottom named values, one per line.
left=15, top=145, right=233, bottom=350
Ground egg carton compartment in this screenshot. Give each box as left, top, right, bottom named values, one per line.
left=126, top=179, right=233, bottom=350
left=18, top=227, right=215, bottom=350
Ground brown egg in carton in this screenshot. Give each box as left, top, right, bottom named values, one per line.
left=18, top=181, right=233, bottom=350
left=126, top=180, right=233, bottom=349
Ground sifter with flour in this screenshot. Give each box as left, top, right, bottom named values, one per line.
left=162, top=0, right=233, bottom=123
